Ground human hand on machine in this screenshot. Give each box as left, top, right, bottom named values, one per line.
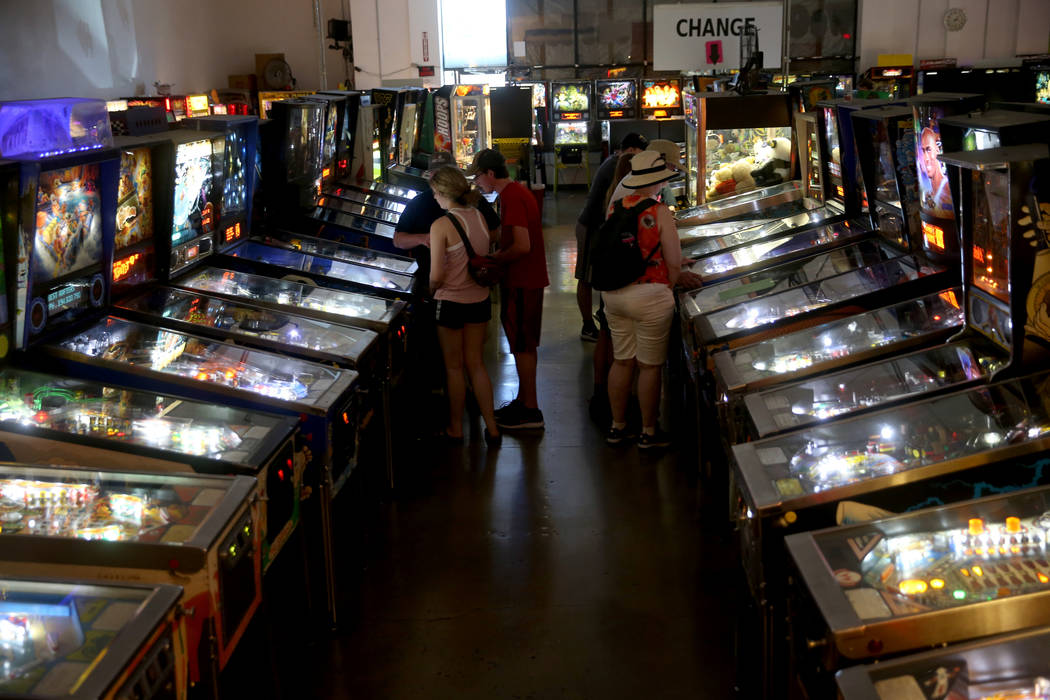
left=677, top=270, right=703, bottom=290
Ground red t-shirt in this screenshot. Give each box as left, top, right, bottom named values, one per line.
left=499, top=181, right=549, bottom=289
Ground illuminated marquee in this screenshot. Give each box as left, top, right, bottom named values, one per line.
left=113, top=253, right=142, bottom=282
left=922, top=220, right=945, bottom=251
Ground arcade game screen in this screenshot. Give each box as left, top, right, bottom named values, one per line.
left=1036, top=71, right=1050, bottom=105
left=598, top=81, right=637, bottom=113
left=552, top=83, right=590, bottom=117
left=0, top=578, right=153, bottom=695
left=963, top=128, right=1002, bottom=152
left=220, top=129, right=247, bottom=219
left=171, top=139, right=216, bottom=248
left=554, top=122, right=588, bottom=145
left=33, top=165, right=103, bottom=283
left=642, top=80, right=681, bottom=111
left=115, top=148, right=152, bottom=250
left=0, top=367, right=283, bottom=459
left=720, top=289, right=965, bottom=386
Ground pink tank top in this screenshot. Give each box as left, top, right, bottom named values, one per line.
left=434, top=208, right=492, bottom=304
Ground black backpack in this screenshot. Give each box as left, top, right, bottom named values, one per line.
left=589, top=197, right=661, bottom=292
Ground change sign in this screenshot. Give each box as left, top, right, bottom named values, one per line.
left=653, top=1, right=784, bottom=72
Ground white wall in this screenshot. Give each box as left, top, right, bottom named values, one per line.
left=0, top=0, right=340, bottom=101
left=349, top=0, right=442, bottom=90
left=857, top=0, right=1050, bottom=72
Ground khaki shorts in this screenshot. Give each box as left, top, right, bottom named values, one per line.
left=602, top=283, right=675, bottom=366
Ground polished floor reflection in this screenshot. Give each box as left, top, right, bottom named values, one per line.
left=307, top=192, right=740, bottom=698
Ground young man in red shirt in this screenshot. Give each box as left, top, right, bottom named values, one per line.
left=469, top=149, right=548, bottom=430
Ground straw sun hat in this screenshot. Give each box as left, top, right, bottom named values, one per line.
left=622, top=150, right=682, bottom=189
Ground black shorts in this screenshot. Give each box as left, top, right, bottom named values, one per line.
left=434, top=298, right=491, bottom=329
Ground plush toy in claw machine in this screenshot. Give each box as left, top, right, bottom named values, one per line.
left=705, top=136, right=791, bottom=200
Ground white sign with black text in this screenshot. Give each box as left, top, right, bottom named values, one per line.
left=653, top=1, right=784, bottom=72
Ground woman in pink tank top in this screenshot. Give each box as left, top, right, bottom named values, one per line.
left=429, top=166, right=501, bottom=446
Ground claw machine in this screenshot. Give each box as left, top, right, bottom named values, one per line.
left=0, top=463, right=261, bottom=697
left=730, top=370, right=1050, bottom=698
left=675, top=92, right=803, bottom=223
left=836, top=626, right=1050, bottom=699
left=0, top=576, right=185, bottom=700
left=787, top=485, right=1050, bottom=696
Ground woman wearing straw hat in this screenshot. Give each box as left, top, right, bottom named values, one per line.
left=602, top=150, right=684, bottom=449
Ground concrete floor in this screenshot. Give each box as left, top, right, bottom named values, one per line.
left=295, top=192, right=741, bottom=698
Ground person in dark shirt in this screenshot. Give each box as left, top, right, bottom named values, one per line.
left=574, top=132, right=648, bottom=341
left=394, top=151, right=500, bottom=264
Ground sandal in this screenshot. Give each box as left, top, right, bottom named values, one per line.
left=484, top=430, right=502, bottom=448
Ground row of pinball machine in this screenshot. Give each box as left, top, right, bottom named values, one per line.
left=0, top=92, right=443, bottom=699
left=669, top=83, right=1050, bottom=698
left=0, top=73, right=1048, bottom=699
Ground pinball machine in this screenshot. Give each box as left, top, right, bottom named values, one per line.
left=0, top=463, right=260, bottom=697
left=595, top=78, right=638, bottom=151
left=639, top=78, right=682, bottom=120
left=788, top=484, right=1050, bottom=696
left=0, top=365, right=299, bottom=571
left=0, top=575, right=185, bottom=700
left=836, top=626, right=1050, bottom=699
left=909, top=93, right=986, bottom=268
left=731, top=370, right=1050, bottom=698
left=431, top=84, right=491, bottom=173
left=550, top=80, right=591, bottom=151
left=940, top=109, right=1050, bottom=153
left=0, top=99, right=362, bottom=628
left=735, top=140, right=1050, bottom=444
left=303, top=93, right=348, bottom=191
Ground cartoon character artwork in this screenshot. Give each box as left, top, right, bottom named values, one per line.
left=171, top=139, right=215, bottom=246
left=32, top=165, right=103, bottom=283
left=115, top=147, right=153, bottom=250
left=1023, top=199, right=1050, bottom=346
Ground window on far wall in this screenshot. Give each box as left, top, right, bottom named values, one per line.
left=442, top=0, right=508, bottom=69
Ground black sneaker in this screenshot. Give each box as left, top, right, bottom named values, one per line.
left=497, top=404, right=545, bottom=430
left=637, top=430, right=672, bottom=450
left=494, top=399, right=522, bottom=420
left=605, top=426, right=634, bottom=445
left=580, top=324, right=599, bottom=342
